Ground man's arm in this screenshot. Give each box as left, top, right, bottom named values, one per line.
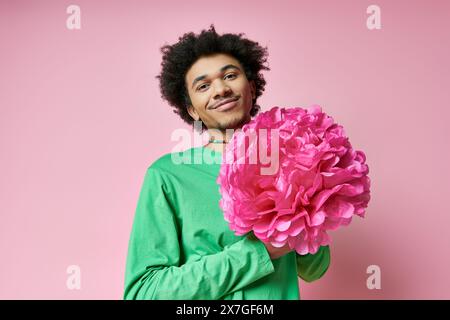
left=123, top=167, right=275, bottom=300
left=296, top=245, right=331, bottom=282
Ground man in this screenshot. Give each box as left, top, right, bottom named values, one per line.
left=123, top=24, right=330, bottom=300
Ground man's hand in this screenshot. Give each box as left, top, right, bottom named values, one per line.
left=262, top=241, right=293, bottom=260
left=247, top=232, right=293, bottom=260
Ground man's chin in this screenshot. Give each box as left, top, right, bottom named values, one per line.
left=217, top=114, right=250, bottom=131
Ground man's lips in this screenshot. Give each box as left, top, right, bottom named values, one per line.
left=209, top=97, right=239, bottom=110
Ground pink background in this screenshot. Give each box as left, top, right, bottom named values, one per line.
left=1, top=0, right=449, bottom=299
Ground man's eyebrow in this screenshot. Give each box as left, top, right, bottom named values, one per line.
left=191, top=64, right=241, bottom=89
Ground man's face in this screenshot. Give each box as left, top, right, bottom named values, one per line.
left=185, top=53, right=256, bottom=131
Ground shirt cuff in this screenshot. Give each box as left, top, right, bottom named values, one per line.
left=240, top=235, right=275, bottom=276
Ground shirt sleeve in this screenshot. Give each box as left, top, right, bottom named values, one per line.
left=123, top=167, right=275, bottom=300
left=296, top=245, right=331, bottom=283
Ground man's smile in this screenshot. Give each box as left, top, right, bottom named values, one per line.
left=209, top=96, right=240, bottom=110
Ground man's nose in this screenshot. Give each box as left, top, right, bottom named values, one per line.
left=212, top=79, right=232, bottom=98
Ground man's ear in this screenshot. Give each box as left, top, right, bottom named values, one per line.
left=187, top=105, right=200, bottom=121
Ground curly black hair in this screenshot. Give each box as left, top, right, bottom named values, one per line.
left=156, top=24, right=270, bottom=132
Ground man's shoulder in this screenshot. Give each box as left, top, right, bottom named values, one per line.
left=148, top=147, right=196, bottom=174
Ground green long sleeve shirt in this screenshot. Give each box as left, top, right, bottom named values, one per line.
left=123, top=146, right=330, bottom=300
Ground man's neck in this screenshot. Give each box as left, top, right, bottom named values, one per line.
left=203, top=128, right=235, bottom=153
left=203, top=141, right=226, bottom=153
left=203, top=118, right=250, bottom=153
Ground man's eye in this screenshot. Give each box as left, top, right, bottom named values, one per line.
left=225, top=73, right=237, bottom=80
left=197, top=74, right=236, bottom=91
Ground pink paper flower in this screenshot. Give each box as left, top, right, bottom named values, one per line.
left=216, top=105, right=371, bottom=255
